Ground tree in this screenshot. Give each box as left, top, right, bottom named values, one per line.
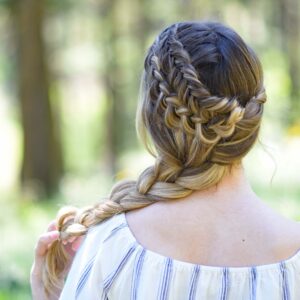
left=277, top=0, right=300, bottom=122
left=13, top=0, right=63, bottom=196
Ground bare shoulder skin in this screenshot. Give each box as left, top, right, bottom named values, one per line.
left=126, top=164, right=300, bottom=267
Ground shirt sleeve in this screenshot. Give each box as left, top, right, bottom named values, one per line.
left=59, top=221, right=110, bottom=300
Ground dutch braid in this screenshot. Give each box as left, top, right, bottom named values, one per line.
left=44, top=21, right=267, bottom=297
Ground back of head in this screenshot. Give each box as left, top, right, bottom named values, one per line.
left=43, top=21, right=267, bottom=297
left=137, top=21, right=266, bottom=192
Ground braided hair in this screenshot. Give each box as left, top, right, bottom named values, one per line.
left=44, top=21, right=267, bottom=296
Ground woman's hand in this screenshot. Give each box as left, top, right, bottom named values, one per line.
left=30, top=221, right=82, bottom=300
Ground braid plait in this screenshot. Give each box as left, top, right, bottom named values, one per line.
left=148, top=27, right=266, bottom=165
left=149, top=33, right=245, bottom=149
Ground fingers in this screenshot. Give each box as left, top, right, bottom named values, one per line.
left=71, top=236, right=84, bottom=252
left=31, top=230, right=60, bottom=280
left=47, top=220, right=57, bottom=232
left=31, top=220, right=84, bottom=280
left=31, top=230, right=61, bottom=300
left=46, top=220, right=84, bottom=251
left=35, top=231, right=60, bottom=257
left=63, top=236, right=84, bottom=256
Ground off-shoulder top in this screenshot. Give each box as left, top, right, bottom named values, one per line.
left=59, top=212, right=300, bottom=300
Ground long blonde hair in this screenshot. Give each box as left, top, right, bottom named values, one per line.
left=44, top=21, right=266, bottom=296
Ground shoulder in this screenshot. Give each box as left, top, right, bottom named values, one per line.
left=269, top=214, right=300, bottom=259
left=86, top=213, right=126, bottom=243
left=70, top=212, right=127, bottom=268
left=60, top=213, right=129, bottom=299
left=70, top=213, right=127, bottom=271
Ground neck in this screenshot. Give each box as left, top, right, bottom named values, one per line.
left=180, top=163, right=259, bottom=207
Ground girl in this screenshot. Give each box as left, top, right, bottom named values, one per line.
left=31, top=21, right=300, bottom=299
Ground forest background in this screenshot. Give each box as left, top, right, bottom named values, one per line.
left=0, top=0, right=300, bottom=299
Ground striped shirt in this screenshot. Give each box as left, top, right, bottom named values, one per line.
left=59, top=213, right=300, bottom=300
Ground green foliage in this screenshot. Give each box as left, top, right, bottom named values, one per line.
left=0, top=0, right=13, bottom=8
left=45, top=0, right=76, bottom=13
left=0, top=196, right=57, bottom=299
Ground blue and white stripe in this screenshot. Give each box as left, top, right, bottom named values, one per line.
left=130, top=249, right=146, bottom=300
left=157, top=258, right=173, bottom=300
left=280, top=262, right=290, bottom=300
left=103, top=222, right=128, bottom=243
left=188, top=265, right=201, bottom=300
left=102, top=243, right=137, bottom=294
left=249, top=267, right=257, bottom=300
left=75, top=255, right=96, bottom=299
left=219, top=267, right=229, bottom=300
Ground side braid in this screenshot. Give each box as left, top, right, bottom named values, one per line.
left=43, top=21, right=267, bottom=297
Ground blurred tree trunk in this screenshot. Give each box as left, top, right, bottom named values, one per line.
left=13, top=0, right=63, bottom=196
left=278, top=0, right=300, bottom=122
left=99, top=0, right=123, bottom=176
left=135, top=0, right=152, bottom=50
